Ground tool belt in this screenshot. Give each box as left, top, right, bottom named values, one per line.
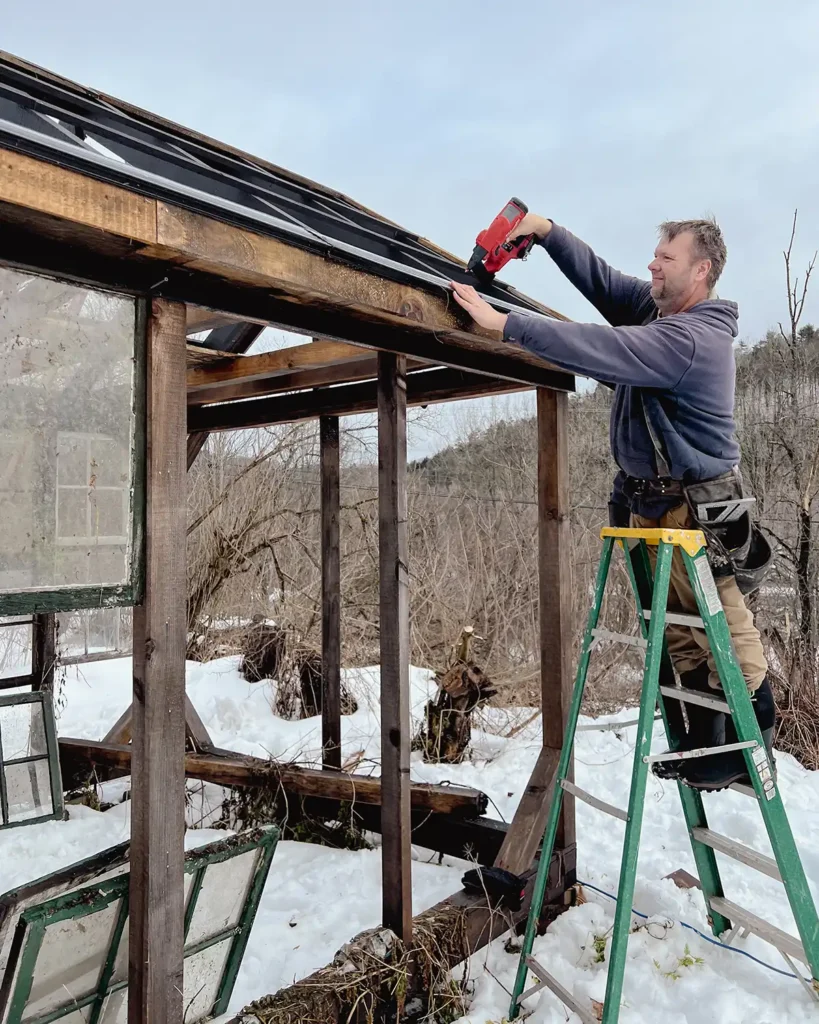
left=614, top=467, right=773, bottom=595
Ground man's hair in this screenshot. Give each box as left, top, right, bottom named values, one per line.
left=658, top=218, right=726, bottom=290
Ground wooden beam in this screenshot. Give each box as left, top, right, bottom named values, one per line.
left=321, top=416, right=342, bottom=772
left=188, top=367, right=530, bottom=433
left=129, top=298, right=187, bottom=1024
left=103, top=705, right=133, bottom=745
left=184, top=695, right=215, bottom=753
left=58, top=738, right=489, bottom=817
left=31, top=613, right=56, bottom=692
left=185, top=343, right=235, bottom=368
left=186, top=307, right=268, bottom=335
left=187, top=340, right=372, bottom=392
left=494, top=389, right=574, bottom=874
left=378, top=352, right=412, bottom=942
left=0, top=148, right=574, bottom=393
left=186, top=354, right=430, bottom=407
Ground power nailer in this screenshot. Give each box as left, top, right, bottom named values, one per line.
left=467, top=197, right=535, bottom=286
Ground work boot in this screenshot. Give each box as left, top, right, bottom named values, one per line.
left=651, top=664, right=726, bottom=781
left=680, top=675, right=776, bottom=792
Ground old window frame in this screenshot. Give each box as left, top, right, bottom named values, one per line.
left=0, top=692, right=63, bottom=831
left=0, top=826, right=278, bottom=1024
left=0, top=277, right=146, bottom=616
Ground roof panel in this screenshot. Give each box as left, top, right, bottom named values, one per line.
left=0, top=51, right=563, bottom=321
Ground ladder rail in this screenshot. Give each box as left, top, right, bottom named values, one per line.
left=508, top=536, right=616, bottom=1018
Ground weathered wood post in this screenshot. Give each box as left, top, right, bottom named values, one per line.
left=321, top=414, right=342, bottom=770
left=129, top=298, right=188, bottom=1024
left=377, top=352, right=412, bottom=941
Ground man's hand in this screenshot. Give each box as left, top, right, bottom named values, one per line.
left=450, top=282, right=508, bottom=332
left=506, top=213, right=552, bottom=244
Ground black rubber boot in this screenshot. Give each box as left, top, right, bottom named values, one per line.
left=651, top=664, right=726, bottom=781
left=680, top=675, right=776, bottom=792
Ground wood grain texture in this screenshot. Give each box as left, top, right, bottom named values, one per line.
left=31, top=614, right=56, bottom=692
left=58, top=738, right=488, bottom=815
left=129, top=298, right=187, bottom=1024
left=320, top=416, right=342, bottom=771
left=0, top=148, right=156, bottom=242
left=187, top=340, right=370, bottom=391
left=494, top=390, right=574, bottom=873
left=188, top=367, right=529, bottom=432
left=377, top=353, right=412, bottom=941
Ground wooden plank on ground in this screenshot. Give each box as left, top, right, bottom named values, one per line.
left=495, top=390, right=574, bottom=873
left=58, top=738, right=489, bottom=816
left=378, top=352, right=412, bottom=942
left=129, top=298, right=187, bottom=1024
left=320, top=416, right=342, bottom=771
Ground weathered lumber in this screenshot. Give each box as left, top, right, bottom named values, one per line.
left=495, top=390, right=574, bottom=874
left=185, top=343, right=235, bottom=368
left=129, top=298, right=187, bottom=1024
left=57, top=739, right=489, bottom=817
left=378, top=352, right=412, bottom=942
left=320, top=415, right=342, bottom=771
left=31, top=613, right=56, bottom=691
left=0, top=148, right=575, bottom=392
left=228, top=851, right=573, bottom=1024
left=187, top=340, right=372, bottom=392
left=188, top=366, right=530, bottom=432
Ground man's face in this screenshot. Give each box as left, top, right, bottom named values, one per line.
left=648, top=231, right=709, bottom=310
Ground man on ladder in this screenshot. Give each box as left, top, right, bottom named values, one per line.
left=451, top=213, right=774, bottom=791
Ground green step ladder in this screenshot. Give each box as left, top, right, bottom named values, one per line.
left=509, top=526, right=819, bottom=1024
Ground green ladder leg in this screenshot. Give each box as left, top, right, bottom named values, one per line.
left=620, top=538, right=730, bottom=937
left=682, top=546, right=819, bottom=988
left=599, top=540, right=674, bottom=1024
left=508, top=537, right=616, bottom=1020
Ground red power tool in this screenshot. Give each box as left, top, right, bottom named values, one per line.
left=467, top=197, right=535, bottom=286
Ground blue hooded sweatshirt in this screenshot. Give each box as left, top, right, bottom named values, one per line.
left=502, top=223, right=741, bottom=515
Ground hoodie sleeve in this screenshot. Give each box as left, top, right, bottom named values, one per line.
left=542, top=224, right=656, bottom=327
left=503, top=310, right=695, bottom=389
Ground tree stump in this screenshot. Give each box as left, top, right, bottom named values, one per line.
left=420, top=628, right=496, bottom=764
left=240, top=617, right=287, bottom=683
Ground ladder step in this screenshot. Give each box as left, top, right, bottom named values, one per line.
left=561, top=779, right=628, bottom=822
left=730, top=781, right=758, bottom=799
left=659, top=684, right=731, bottom=714
left=709, top=897, right=807, bottom=964
left=691, top=827, right=781, bottom=881
left=645, top=740, right=757, bottom=765
left=522, top=957, right=598, bottom=1024
left=643, top=609, right=705, bottom=629
left=590, top=627, right=647, bottom=650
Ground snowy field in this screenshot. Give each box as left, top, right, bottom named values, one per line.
left=3, top=655, right=817, bottom=1022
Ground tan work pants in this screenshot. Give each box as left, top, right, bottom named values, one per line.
left=630, top=503, right=767, bottom=692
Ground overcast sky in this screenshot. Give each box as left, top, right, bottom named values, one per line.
left=6, top=1, right=819, bottom=454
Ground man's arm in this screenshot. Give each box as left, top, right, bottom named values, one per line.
left=502, top=310, right=694, bottom=388
left=539, top=222, right=655, bottom=327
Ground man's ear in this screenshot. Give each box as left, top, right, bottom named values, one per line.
left=698, top=259, right=712, bottom=283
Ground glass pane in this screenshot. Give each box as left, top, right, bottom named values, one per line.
left=98, top=989, right=128, bottom=1024
left=5, top=759, right=53, bottom=822
left=0, top=701, right=47, bottom=759
left=182, top=939, right=231, bottom=1022
left=185, top=850, right=257, bottom=946
left=25, top=897, right=122, bottom=1018
left=0, top=267, right=136, bottom=595
left=0, top=618, right=31, bottom=678
left=89, top=490, right=126, bottom=538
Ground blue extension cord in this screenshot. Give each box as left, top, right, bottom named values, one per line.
left=576, top=879, right=799, bottom=981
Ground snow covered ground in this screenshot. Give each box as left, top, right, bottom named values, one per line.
left=3, top=655, right=817, bottom=1022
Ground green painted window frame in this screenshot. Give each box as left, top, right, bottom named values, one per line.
left=1, top=825, right=278, bottom=1024
left=0, top=285, right=147, bottom=617
left=0, top=692, right=63, bottom=832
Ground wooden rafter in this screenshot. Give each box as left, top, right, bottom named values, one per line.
left=0, top=147, right=574, bottom=392
left=188, top=367, right=532, bottom=432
